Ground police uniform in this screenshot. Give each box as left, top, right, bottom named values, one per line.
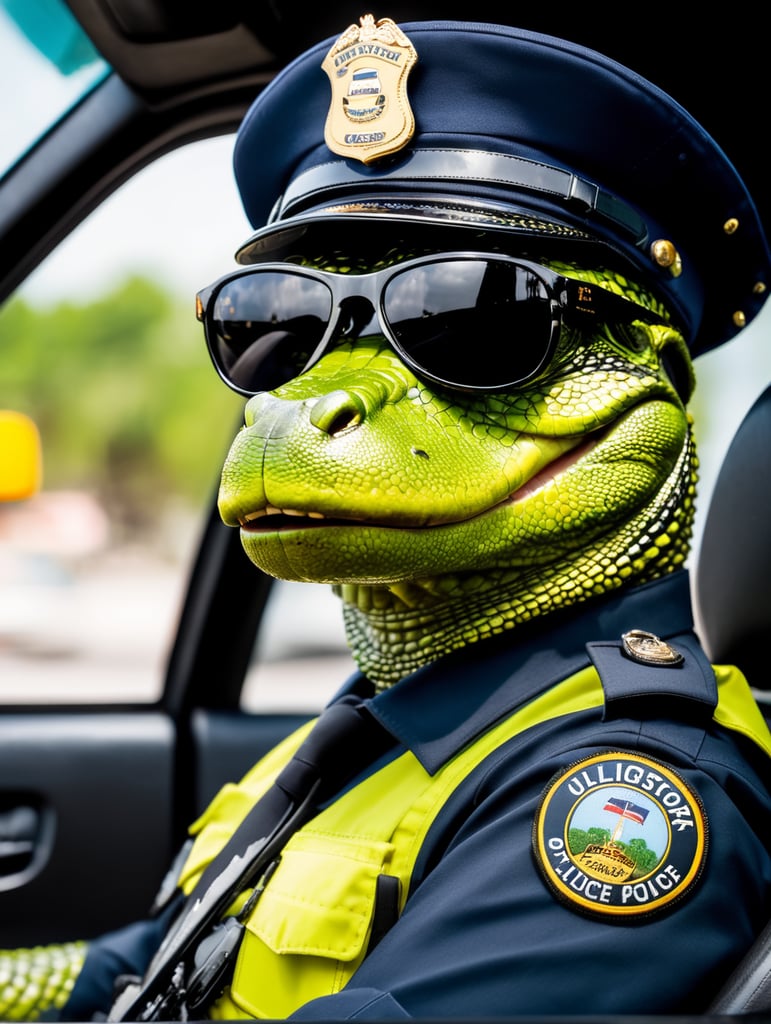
left=64, top=572, right=771, bottom=1019
left=63, top=17, right=771, bottom=1023
left=176, top=571, right=771, bottom=1018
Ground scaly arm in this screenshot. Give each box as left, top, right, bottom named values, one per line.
left=0, top=943, right=86, bottom=1021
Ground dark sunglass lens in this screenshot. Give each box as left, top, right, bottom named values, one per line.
left=210, top=272, right=332, bottom=392
left=383, top=260, right=555, bottom=389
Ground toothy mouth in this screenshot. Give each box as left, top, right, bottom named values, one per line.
left=237, top=434, right=599, bottom=532
left=240, top=506, right=365, bottom=530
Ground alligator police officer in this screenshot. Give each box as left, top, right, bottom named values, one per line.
left=3, top=14, right=771, bottom=1022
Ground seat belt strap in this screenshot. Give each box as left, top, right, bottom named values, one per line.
left=109, top=699, right=396, bottom=1022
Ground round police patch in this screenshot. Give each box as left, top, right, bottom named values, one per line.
left=532, top=751, right=708, bottom=919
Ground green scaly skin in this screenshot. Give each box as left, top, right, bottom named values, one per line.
left=218, top=261, right=697, bottom=689
left=0, top=942, right=86, bottom=1021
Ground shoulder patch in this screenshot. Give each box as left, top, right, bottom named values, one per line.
left=532, top=751, right=708, bottom=920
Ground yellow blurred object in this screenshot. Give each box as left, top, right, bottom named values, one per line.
left=0, top=411, right=43, bottom=501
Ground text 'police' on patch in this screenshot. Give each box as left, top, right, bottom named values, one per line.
left=532, top=750, right=708, bottom=919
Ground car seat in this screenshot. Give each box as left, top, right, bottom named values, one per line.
left=696, top=383, right=771, bottom=1013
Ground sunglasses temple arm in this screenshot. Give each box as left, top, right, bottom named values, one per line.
left=563, top=277, right=670, bottom=328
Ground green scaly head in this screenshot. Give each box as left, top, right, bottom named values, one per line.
left=218, top=251, right=697, bottom=688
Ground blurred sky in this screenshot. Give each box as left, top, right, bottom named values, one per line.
left=18, top=135, right=252, bottom=305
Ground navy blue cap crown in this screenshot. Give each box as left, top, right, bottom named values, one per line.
left=232, top=19, right=770, bottom=356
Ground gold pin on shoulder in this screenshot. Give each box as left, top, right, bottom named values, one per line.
left=621, top=629, right=684, bottom=667
left=322, top=14, right=418, bottom=165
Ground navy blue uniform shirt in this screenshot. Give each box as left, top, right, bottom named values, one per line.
left=66, top=571, right=771, bottom=1019
left=294, top=571, right=771, bottom=1017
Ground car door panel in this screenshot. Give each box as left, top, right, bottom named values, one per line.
left=0, top=712, right=175, bottom=946
left=191, top=709, right=313, bottom=814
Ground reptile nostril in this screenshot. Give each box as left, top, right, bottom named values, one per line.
left=309, top=389, right=366, bottom=435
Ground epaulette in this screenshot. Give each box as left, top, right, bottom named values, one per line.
left=587, top=630, right=717, bottom=726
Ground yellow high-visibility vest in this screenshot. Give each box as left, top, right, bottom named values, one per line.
left=174, top=663, right=769, bottom=1020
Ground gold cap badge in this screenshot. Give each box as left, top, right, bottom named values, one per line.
left=322, top=14, right=418, bottom=165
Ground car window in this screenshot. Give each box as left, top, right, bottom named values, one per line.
left=0, top=130, right=344, bottom=710
left=243, top=578, right=354, bottom=713
left=0, top=0, right=109, bottom=180
left=0, top=137, right=239, bottom=703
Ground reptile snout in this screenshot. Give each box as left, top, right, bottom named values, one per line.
left=244, top=391, right=311, bottom=437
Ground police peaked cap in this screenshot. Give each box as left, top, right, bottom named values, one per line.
left=232, top=18, right=771, bottom=357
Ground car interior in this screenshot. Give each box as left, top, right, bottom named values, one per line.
left=695, top=383, right=771, bottom=1012
left=0, top=0, right=769, bottom=1019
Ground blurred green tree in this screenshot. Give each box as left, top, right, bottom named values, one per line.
left=0, top=276, right=243, bottom=540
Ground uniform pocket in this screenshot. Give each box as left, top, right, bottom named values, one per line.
left=226, top=829, right=394, bottom=1018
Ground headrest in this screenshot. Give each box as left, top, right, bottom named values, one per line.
left=232, top=16, right=771, bottom=356
left=696, top=384, right=771, bottom=691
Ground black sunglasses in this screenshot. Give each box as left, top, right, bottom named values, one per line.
left=196, top=253, right=669, bottom=396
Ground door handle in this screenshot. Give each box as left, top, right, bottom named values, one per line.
left=0, top=806, right=40, bottom=875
